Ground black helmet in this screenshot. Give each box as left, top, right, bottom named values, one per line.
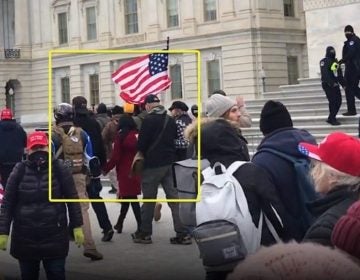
left=54, top=103, right=73, bottom=121
left=191, top=104, right=198, bottom=118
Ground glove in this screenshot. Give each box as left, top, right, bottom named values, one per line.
left=330, top=62, right=339, bottom=71
left=0, top=235, right=9, bottom=251
left=73, top=227, right=84, bottom=248
left=89, top=156, right=101, bottom=178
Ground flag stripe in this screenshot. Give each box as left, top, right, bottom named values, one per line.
left=124, top=72, right=169, bottom=96
left=111, top=55, right=149, bottom=82
left=112, top=53, right=171, bottom=104
left=120, top=66, right=149, bottom=89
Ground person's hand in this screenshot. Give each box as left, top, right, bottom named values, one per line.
left=0, top=235, right=9, bottom=251
left=73, top=227, right=84, bottom=248
left=236, top=96, right=245, bottom=107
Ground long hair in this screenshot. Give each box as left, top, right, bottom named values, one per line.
left=117, top=114, right=137, bottom=142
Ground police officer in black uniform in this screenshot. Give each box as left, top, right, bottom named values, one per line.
left=340, top=25, right=360, bottom=116
left=320, top=46, right=345, bottom=125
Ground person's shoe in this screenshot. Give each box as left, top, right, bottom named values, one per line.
left=342, top=111, right=357, bottom=116
left=108, top=185, right=117, bottom=194
left=131, top=231, right=152, bottom=244
left=101, top=229, right=114, bottom=242
left=154, top=203, right=162, bottom=222
left=170, top=234, right=192, bottom=245
left=83, top=249, right=103, bottom=261
left=114, top=222, right=123, bottom=234
left=326, top=119, right=341, bottom=126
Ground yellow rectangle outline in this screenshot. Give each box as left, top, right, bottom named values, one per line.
left=48, top=49, right=202, bottom=203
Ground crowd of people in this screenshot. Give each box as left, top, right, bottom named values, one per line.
left=0, top=24, right=359, bottom=280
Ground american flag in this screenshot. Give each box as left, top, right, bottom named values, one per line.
left=0, top=183, right=4, bottom=206
left=112, top=53, right=172, bottom=104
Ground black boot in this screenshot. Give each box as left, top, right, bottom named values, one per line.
left=114, top=216, right=124, bottom=233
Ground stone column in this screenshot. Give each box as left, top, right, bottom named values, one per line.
left=145, top=0, right=160, bottom=42
left=70, top=64, right=82, bottom=99
left=14, top=0, right=31, bottom=59
left=99, top=0, right=112, bottom=48
left=99, top=61, right=114, bottom=105
left=221, top=0, right=235, bottom=20
left=69, top=0, right=81, bottom=48
left=182, top=0, right=197, bottom=35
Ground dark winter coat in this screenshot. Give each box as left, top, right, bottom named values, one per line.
left=0, top=120, right=26, bottom=164
left=342, top=33, right=360, bottom=77
left=74, top=112, right=106, bottom=166
left=303, top=187, right=359, bottom=247
left=198, top=119, right=290, bottom=244
left=103, top=130, right=141, bottom=197
left=320, top=47, right=345, bottom=87
left=0, top=159, right=82, bottom=261
left=252, top=127, right=317, bottom=241
left=95, top=113, right=111, bottom=132
left=137, top=106, right=176, bottom=168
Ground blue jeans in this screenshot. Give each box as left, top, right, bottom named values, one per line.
left=18, top=258, right=66, bottom=280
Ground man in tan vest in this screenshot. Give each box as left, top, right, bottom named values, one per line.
left=52, top=103, right=103, bottom=261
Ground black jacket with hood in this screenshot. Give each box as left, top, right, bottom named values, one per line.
left=0, top=159, right=82, bottom=260
left=320, top=46, right=345, bottom=87
left=137, top=105, right=177, bottom=168
left=0, top=120, right=26, bottom=164
left=303, top=187, right=359, bottom=247
left=252, top=127, right=317, bottom=241
left=197, top=119, right=290, bottom=244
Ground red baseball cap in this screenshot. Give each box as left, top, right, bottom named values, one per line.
left=298, top=132, right=360, bottom=177
left=27, top=131, right=48, bottom=150
left=1, top=108, right=13, bottom=120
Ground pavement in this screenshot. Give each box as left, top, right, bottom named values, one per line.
left=0, top=186, right=205, bottom=280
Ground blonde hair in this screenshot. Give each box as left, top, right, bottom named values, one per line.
left=311, top=160, right=360, bottom=191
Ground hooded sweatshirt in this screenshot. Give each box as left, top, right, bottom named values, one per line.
left=188, top=119, right=291, bottom=245
left=252, top=127, right=317, bottom=241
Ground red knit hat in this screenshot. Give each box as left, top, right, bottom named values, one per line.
left=332, top=200, right=360, bottom=260
left=298, top=132, right=360, bottom=177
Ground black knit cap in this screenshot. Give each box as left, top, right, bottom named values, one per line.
left=260, top=100, right=293, bottom=135
left=344, top=25, right=354, bottom=33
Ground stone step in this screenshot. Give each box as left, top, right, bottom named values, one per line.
left=279, top=83, right=322, bottom=92
left=263, top=88, right=324, bottom=99
left=246, top=99, right=360, bottom=111
left=247, top=108, right=349, bottom=117
left=249, top=115, right=359, bottom=127
left=242, top=123, right=358, bottom=136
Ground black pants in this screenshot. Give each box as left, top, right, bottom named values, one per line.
left=117, top=195, right=141, bottom=230
left=87, top=178, right=112, bottom=232
left=0, top=163, right=15, bottom=188
left=322, top=83, right=342, bottom=121
left=345, top=73, right=360, bottom=113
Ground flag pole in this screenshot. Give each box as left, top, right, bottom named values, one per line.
left=166, top=37, right=170, bottom=50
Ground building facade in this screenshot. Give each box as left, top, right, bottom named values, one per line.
left=304, top=0, right=360, bottom=77
left=0, top=0, right=307, bottom=127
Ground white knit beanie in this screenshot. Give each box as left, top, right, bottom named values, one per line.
left=206, top=94, right=236, bottom=118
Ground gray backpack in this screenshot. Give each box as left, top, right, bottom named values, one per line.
left=172, top=158, right=210, bottom=227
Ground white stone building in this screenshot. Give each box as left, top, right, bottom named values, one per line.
left=0, top=0, right=307, bottom=127
left=304, top=0, right=360, bottom=77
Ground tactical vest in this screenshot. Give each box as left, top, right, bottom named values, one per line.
left=54, top=126, right=84, bottom=174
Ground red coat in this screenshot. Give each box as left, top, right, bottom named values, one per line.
left=103, top=130, right=141, bottom=197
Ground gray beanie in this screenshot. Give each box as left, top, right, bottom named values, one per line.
left=206, top=94, right=236, bottom=118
